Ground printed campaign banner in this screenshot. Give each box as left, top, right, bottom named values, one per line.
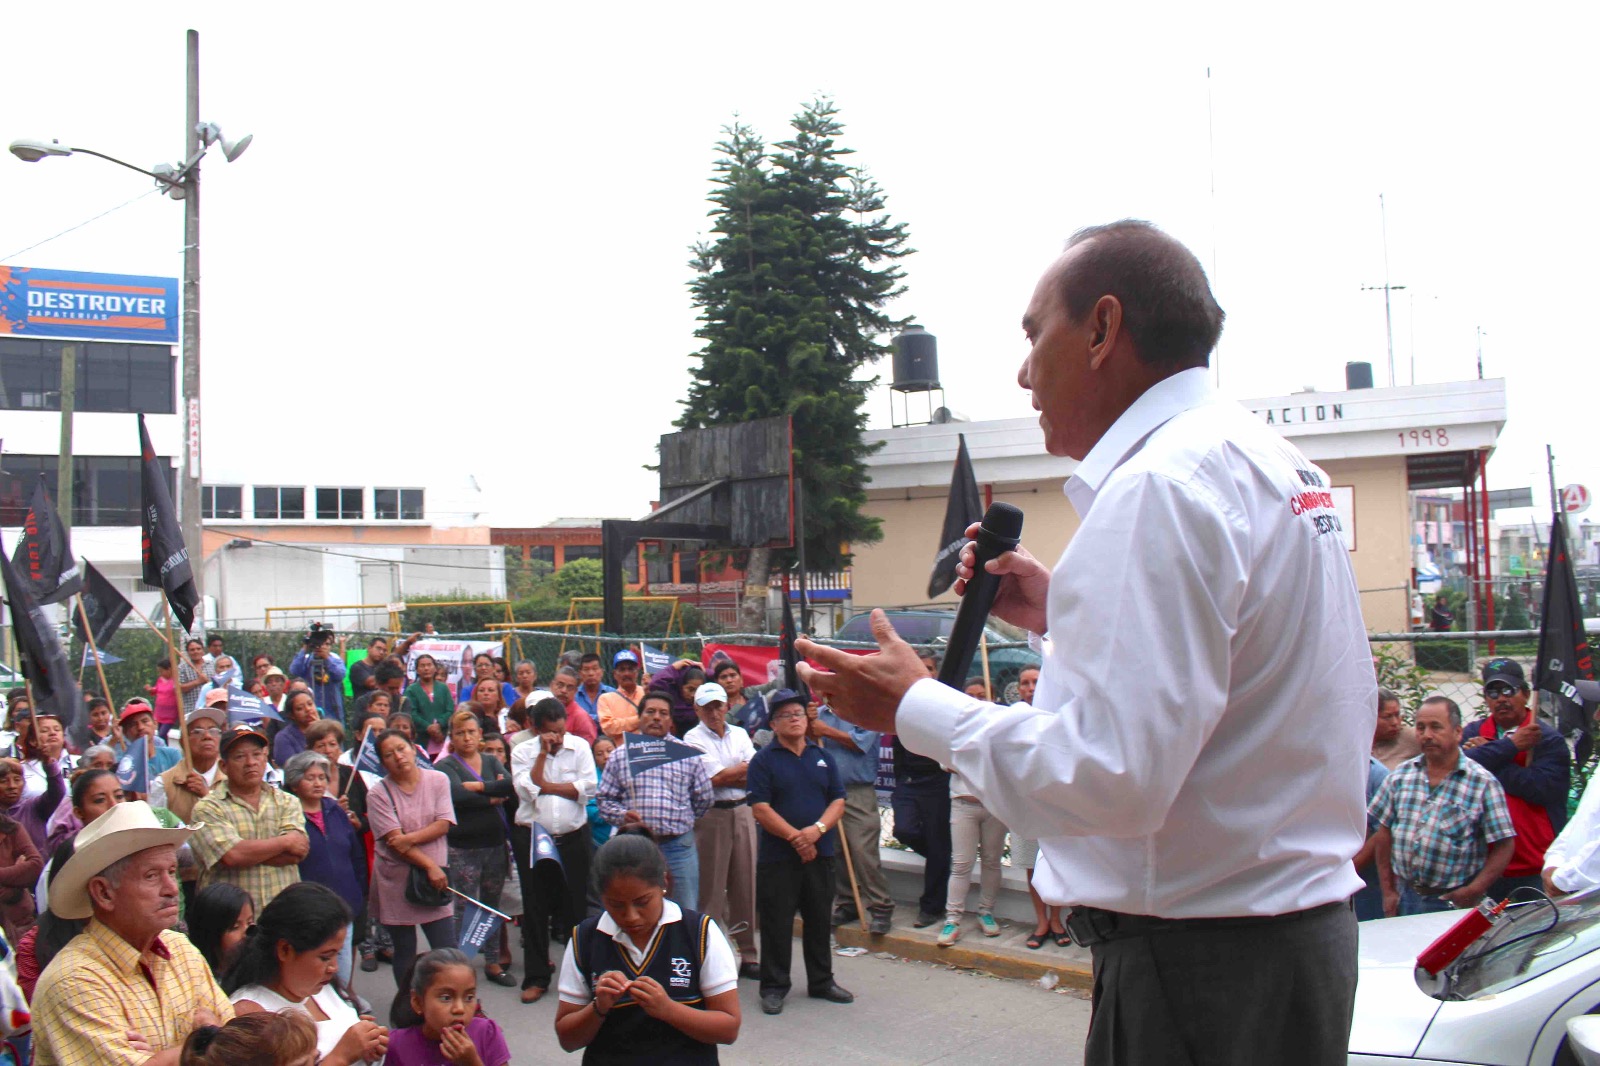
left=116, top=737, right=150, bottom=794
left=457, top=895, right=507, bottom=954
left=0, top=266, right=179, bottom=343
left=228, top=689, right=283, bottom=725
left=404, top=640, right=503, bottom=700
left=621, top=732, right=704, bottom=774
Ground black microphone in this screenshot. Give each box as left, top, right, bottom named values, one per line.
left=938, top=502, right=1024, bottom=691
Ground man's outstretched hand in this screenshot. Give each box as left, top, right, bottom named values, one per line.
left=954, top=521, right=1051, bottom=636
left=796, top=610, right=927, bottom=733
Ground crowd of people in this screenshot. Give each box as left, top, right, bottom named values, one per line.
left=8, top=616, right=1595, bottom=1064
left=0, top=631, right=935, bottom=1063
left=1356, top=657, right=1592, bottom=919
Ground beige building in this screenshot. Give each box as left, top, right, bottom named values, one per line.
left=851, top=378, right=1507, bottom=634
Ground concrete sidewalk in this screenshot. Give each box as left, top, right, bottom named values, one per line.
left=829, top=909, right=1093, bottom=989
left=825, top=845, right=1093, bottom=988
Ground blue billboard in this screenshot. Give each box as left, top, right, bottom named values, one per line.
left=0, top=265, right=179, bottom=344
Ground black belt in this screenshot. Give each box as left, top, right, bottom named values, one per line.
left=1064, top=898, right=1349, bottom=947
left=712, top=799, right=746, bottom=809
left=1404, top=880, right=1462, bottom=898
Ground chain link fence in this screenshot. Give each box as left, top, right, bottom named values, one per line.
left=1369, top=629, right=1542, bottom=722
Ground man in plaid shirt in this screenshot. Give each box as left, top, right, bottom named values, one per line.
left=1370, top=695, right=1516, bottom=916
left=597, top=691, right=713, bottom=907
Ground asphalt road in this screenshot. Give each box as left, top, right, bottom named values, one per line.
left=444, top=949, right=1093, bottom=1064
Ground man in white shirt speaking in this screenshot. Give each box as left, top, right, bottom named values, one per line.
left=799, top=220, right=1376, bottom=1066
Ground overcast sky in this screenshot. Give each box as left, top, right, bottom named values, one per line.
left=4, top=3, right=1596, bottom=530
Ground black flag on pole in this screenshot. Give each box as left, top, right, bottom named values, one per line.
left=928, top=434, right=983, bottom=599
left=74, top=562, right=133, bottom=650
left=1535, top=512, right=1595, bottom=764
left=779, top=591, right=807, bottom=700
left=1, top=537, right=85, bottom=741
left=137, top=414, right=199, bottom=633
left=10, top=475, right=82, bottom=605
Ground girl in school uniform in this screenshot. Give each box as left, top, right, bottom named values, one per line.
left=554, top=831, right=742, bottom=1064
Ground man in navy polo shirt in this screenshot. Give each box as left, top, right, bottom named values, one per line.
left=747, top=689, right=853, bottom=1016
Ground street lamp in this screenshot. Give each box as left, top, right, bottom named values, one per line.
left=7, top=30, right=249, bottom=612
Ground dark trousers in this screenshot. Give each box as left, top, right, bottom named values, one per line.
left=1488, top=872, right=1545, bottom=903
left=757, top=854, right=834, bottom=997
left=1085, top=899, right=1356, bottom=1066
left=384, top=917, right=455, bottom=992
left=892, top=775, right=952, bottom=916
left=512, top=823, right=594, bottom=990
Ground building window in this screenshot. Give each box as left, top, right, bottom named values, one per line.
left=315, top=487, right=363, bottom=520
left=375, top=488, right=424, bottom=520
left=645, top=547, right=672, bottom=585
left=563, top=544, right=602, bottom=565
left=201, top=485, right=242, bottom=519
left=0, top=454, right=170, bottom=527
left=0, top=338, right=175, bottom=413
left=526, top=545, right=556, bottom=566
left=254, top=486, right=305, bottom=520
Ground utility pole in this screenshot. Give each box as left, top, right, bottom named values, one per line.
left=1360, top=194, right=1407, bottom=388
left=56, top=344, right=75, bottom=539
left=1548, top=444, right=1563, bottom=536
left=180, top=28, right=204, bottom=601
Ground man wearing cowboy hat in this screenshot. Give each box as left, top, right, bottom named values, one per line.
left=190, top=724, right=308, bottom=909
left=32, top=801, right=232, bottom=1065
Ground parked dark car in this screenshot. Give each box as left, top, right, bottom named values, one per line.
left=832, top=609, right=1040, bottom=700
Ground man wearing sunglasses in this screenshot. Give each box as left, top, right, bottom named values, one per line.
left=1462, top=657, right=1571, bottom=900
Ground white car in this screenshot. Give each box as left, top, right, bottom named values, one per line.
left=1350, top=893, right=1600, bottom=1065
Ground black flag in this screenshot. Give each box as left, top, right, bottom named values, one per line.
left=779, top=591, right=807, bottom=699
left=138, top=414, right=199, bottom=633
left=0, top=538, right=85, bottom=742
left=74, top=561, right=133, bottom=650
left=928, top=434, right=983, bottom=598
left=10, top=475, right=82, bottom=605
left=1535, top=512, right=1595, bottom=764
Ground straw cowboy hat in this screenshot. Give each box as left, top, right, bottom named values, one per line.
left=50, top=801, right=197, bottom=920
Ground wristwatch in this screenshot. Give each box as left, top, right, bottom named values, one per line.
left=814, top=821, right=828, bottom=834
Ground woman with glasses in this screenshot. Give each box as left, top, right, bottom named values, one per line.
left=435, top=710, right=516, bottom=986
left=284, top=751, right=368, bottom=985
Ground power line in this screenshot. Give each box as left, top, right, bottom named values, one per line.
left=216, top=530, right=515, bottom=573
left=0, top=188, right=163, bottom=264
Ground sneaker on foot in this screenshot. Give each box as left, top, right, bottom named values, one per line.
left=978, top=913, right=1001, bottom=937
left=937, top=921, right=961, bottom=947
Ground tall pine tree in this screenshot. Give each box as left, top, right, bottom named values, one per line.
left=681, top=100, right=913, bottom=631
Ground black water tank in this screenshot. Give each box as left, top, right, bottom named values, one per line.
left=1346, top=361, right=1374, bottom=390
left=891, top=326, right=940, bottom=392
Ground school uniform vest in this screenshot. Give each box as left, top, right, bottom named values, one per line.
left=573, top=907, right=718, bottom=1065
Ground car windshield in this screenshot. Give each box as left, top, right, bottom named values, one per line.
left=836, top=614, right=953, bottom=645
left=1439, top=891, right=1600, bottom=999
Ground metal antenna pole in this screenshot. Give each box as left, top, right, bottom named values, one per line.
left=1380, top=194, right=1395, bottom=386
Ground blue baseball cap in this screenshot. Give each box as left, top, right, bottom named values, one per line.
left=767, top=688, right=806, bottom=713
left=613, top=649, right=639, bottom=666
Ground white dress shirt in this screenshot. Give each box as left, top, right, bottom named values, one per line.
left=512, top=732, right=596, bottom=836
left=1546, top=774, right=1600, bottom=895
left=898, top=368, right=1376, bottom=919
left=683, top=722, right=756, bottom=803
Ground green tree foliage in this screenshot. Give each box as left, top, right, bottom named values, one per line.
left=680, top=99, right=914, bottom=587
left=553, top=558, right=606, bottom=601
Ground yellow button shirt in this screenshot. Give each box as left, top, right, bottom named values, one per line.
left=33, top=920, right=234, bottom=1065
